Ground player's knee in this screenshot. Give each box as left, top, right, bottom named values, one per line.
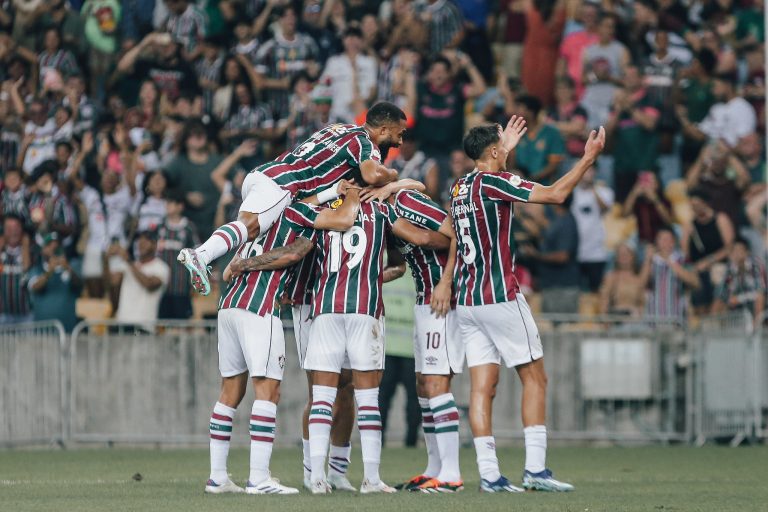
left=239, top=213, right=260, bottom=239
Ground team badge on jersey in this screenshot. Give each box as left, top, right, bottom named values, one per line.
left=509, top=174, right=522, bottom=187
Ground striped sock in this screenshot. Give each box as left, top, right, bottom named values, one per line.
left=355, top=388, right=382, bottom=484
left=249, top=400, right=276, bottom=485
left=328, top=443, right=351, bottom=476
left=419, top=396, right=441, bottom=478
left=209, top=401, right=236, bottom=483
left=430, top=393, right=461, bottom=482
left=197, top=221, right=247, bottom=265
left=309, top=386, right=336, bottom=483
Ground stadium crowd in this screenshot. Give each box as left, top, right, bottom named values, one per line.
left=0, top=0, right=765, bottom=330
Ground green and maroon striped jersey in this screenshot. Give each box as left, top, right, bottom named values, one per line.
left=450, top=170, right=534, bottom=306
left=391, top=190, right=449, bottom=305
left=285, top=201, right=397, bottom=318
left=285, top=249, right=316, bottom=306
left=157, top=218, right=200, bottom=297
left=253, top=124, right=382, bottom=200
left=0, top=246, right=30, bottom=315
left=218, top=206, right=314, bottom=317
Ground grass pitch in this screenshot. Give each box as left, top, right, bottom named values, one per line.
left=1, top=445, right=766, bottom=512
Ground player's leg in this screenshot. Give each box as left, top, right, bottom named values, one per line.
left=179, top=172, right=290, bottom=295
left=294, top=304, right=314, bottom=488
left=328, top=369, right=356, bottom=491
left=301, top=371, right=312, bottom=488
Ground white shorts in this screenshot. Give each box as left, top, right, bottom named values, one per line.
left=217, top=308, right=286, bottom=380
left=413, top=305, right=464, bottom=375
left=304, top=313, right=385, bottom=372
left=292, top=304, right=312, bottom=369
left=82, top=245, right=104, bottom=278
left=239, top=171, right=292, bottom=235
left=456, top=294, right=543, bottom=368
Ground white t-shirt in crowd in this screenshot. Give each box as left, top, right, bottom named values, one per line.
left=22, top=119, right=56, bottom=174
left=79, top=185, right=108, bottom=250
left=571, top=183, right=614, bottom=263
left=698, top=97, right=756, bottom=147
left=320, top=53, right=377, bottom=123
left=115, top=257, right=170, bottom=325
left=103, top=186, right=133, bottom=245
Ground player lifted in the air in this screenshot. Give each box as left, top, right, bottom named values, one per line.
left=178, top=102, right=407, bottom=296
left=451, top=117, right=605, bottom=492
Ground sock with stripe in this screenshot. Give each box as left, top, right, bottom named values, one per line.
left=524, top=425, right=547, bottom=473
left=418, top=396, right=441, bottom=478
left=209, top=401, right=236, bottom=483
left=249, top=400, right=277, bottom=485
left=309, top=386, right=337, bottom=483
left=197, top=221, right=247, bottom=265
left=474, top=436, right=501, bottom=482
left=430, top=393, right=461, bottom=482
left=302, top=438, right=311, bottom=482
left=355, top=387, right=383, bottom=485
left=328, top=443, right=351, bottom=477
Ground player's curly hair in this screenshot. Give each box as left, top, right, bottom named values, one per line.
left=366, top=102, right=407, bottom=128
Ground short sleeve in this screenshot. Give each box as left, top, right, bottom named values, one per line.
left=480, top=172, right=534, bottom=203
left=346, top=134, right=381, bottom=167
left=377, top=202, right=398, bottom=229
left=394, top=190, right=446, bottom=231
left=548, top=129, right=566, bottom=159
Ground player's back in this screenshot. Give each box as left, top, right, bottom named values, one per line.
left=255, top=124, right=381, bottom=200
left=450, top=170, right=533, bottom=306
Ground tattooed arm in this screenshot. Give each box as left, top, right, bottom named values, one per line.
left=229, top=237, right=315, bottom=279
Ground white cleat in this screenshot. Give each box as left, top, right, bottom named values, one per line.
left=360, top=479, right=397, bottom=494
left=328, top=472, right=357, bottom=492
left=310, top=479, right=332, bottom=495
left=245, top=476, right=299, bottom=495
left=177, top=248, right=212, bottom=296
left=204, top=478, right=245, bottom=494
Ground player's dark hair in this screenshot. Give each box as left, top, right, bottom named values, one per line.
left=366, top=102, right=407, bottom=127
left=463, top=125, right=500, bottom=160
left=517, top=94, right=543, bottom=117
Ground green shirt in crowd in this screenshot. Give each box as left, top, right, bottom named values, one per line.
left=165, top=153, right=224, bottom=239
left=514, top=123, right=566, bottom=185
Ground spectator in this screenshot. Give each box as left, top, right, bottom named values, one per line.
left=642, top=30, right=683, bottom=148
left=422, top=0, right=464, bottom=54
left=546, top=77, right=588, bottom=167
left=219, top=82, right=274, bottom=157
left=677, top=73, right=757, bottom=148
left=319, top=26, right=377, bottom=124
left=383, top=0, right=428, bottom=57
left=211, top=55, right=251, bottom=123
left=81, top=0, right=122, bottom=101
left=113, top=229, right=170, bottom=325
left=606, top=65, right=661, bottom=202
left=579, top=56, right=618, bottom=131
left=522, top=196, right=580, bottom=314
left=195, top=36, right=224, bottom=116
left=713, top=238, right=766, bottom=320
left=133, top=170, right=168, bottom=233
left=300, top=0, right=343, bottom=64
left=37, top=0, right=85, bottom=57
left=642, top=226, right=700, bottom=320
left=682, top=188, right=734, bottom=315
left=455, top=0, right=493, bottom=81
left=73, top=167, right=108, bottom=299
left=389, top=130, right=439, bottom=200
left=736, top=133, right=766, bottom=191
left=62, top=74, right=96, bottom=137
left=571, top=166, right=614, bottom=292
left=511, top=94, right=565, bottom=184
left=521, top=0, right=565, bottom=107
left=120, top=0, right=157, bottom=49
left=280, top=76, right=336, bottom=149
left=492, top=0, right=527, bottom=80
left=18, top=99, right=56, bottom=175
left=622, top=171, right=674, bottom=245
left=556, top=0, right=599, bottom=98
left=164, top=0, right=208, bottom=62
left=37, top=27, right=80, bottom=79
left=581, top=14, right=629, bottom=92
left=0, top=214, right=31, bottom=325
left=598, top=244, right=645, bottom=316
left=27, top=161, right=78, bottom=253
left=254, top=5, right=319, bottom=121
left=157, top=192, right=199, bottom=319
left=1, top=167, right=29, bottom=225
left=676, top=49, right=717, bottom=166
left=28, top=233, right=82, bottom=332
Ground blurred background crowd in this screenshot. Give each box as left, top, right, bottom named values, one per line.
left=0, top=0, right=765, bottom=331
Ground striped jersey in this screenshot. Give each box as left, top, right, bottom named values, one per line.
left=157, top=217, right=200, bottom=297
left=219, top=207, right=313, bottom=317
left=253, top=124, right=381, bottom=200
left=450, top=170, right=534, bottom=306
left=0, top=246, right=30, bottom=315
left=285, top=249, right=317, bottom=306
left=285, top=201, right=397, bottom=318
left=391, top=190, right=448, bottom=305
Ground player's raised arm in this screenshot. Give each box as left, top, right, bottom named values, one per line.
left=360, top=178, right=427, bottom=203
left=528, top=127, right=606, bottom=204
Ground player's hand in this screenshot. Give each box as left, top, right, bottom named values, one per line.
left=500, top=115, right=527, bottom=152
left=229, top=255, right=245, bottom=279
left=583, top=126, right=606, bottom=161
left=337, top=179, right=361, bottom=197
left=430, top=280, right=452, bottom=318
left=236, top=139, right=258, bottom=158
left=360, top=184, right=392, bottom=203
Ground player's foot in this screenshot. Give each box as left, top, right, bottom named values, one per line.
left=415, top=478, right=464, bottom=493
left=328, top=473, right=357, bottom=492
left=303, top=476, right=312, bottom=491
left=310, top=479, right=332, bottom=495
left=360, top=479, right=397, bottom=494
left=204, top=478, right=245, bottom=494
left=522, top=469, right=574, bottom=492
left=177, top=248, right=211, bottom=296
left=479, top=475, right=524, bottom=493
left=245, top=476, right=299, bottom=495
left=394, top=474, right=431, bottom=491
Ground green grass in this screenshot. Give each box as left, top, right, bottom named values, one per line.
left=1, top=446, right=766, bottom=512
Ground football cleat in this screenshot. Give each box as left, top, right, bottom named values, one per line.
left=479, top=475, right=524, bottom=493
left=394, top=474, right=431, bottom=491
left=178, top=248, right=212, bottom=296
left=328, top=472, right=357, bottom=492
left=204, top=478, right=245, bottom=494
left=416, top=478, right=464, bottom=493
left=245, top=476, right=299, bottom=495
left=310, top=479, right=332, bottom=495
left=360, top=479, right=397, bottom=494
left=522, top=469, right=574, bottom=492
